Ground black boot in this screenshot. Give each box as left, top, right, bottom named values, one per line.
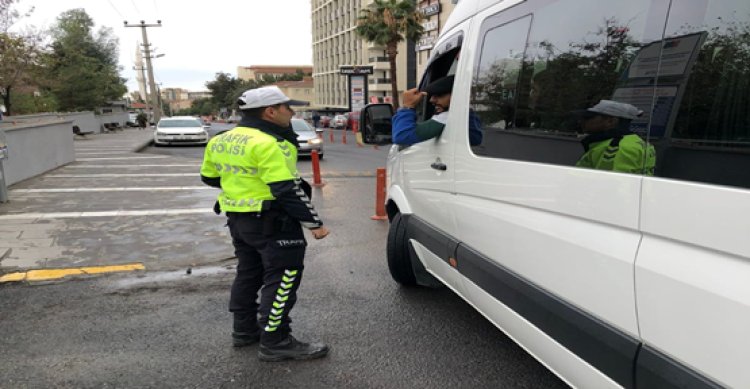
left=258, top=335, right=329, bottom=362
left=233, top=313, right=260, bottom=347
left=232, top=331, right=261, bottom=347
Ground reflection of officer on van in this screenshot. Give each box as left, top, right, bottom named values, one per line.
left=200, top=86, right=330, bottom=362
left=575, top=100, right=656, bottom=175
left=392, top=75, right=483, bottom=146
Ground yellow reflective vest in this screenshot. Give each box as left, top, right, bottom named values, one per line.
left=200, top=126, right=299, bottom=213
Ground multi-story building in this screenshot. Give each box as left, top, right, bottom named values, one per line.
left=160, top=88, right=212, bottom=114
left=237, top=66, right=313, bottom=82
left=311, top=0, right=456, bottom=110
left=274, top=77, right=315, bottom=104
left=415, top=1, right=458, bottom=77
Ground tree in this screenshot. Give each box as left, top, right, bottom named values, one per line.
left=356, top=0, right=423, bottom=109
left=45, top=9, right=127, bottom=112
left=0, top=0, right=41, bottom=115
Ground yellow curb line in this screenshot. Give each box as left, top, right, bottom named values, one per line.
left=0, top=263, right=145, bottom=283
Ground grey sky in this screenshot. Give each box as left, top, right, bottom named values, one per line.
left=14, top=0, right=314, bottom=92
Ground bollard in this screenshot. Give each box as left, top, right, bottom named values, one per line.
left=311, top=150, right=325, bottom=187
left=342, top=128, right=347, bottom=144
left=371, top=167, right=387, bottom=220
left=353, top=121, right=363, bottom=147
left=329, top=128, right=334, bottom=143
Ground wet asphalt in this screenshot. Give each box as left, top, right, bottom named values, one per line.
left=0, top=127, right=566, bottom=388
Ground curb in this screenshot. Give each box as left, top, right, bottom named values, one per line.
left=132, top=139, right=154, bottom=153
left=0, top=263, right=145, bottom=284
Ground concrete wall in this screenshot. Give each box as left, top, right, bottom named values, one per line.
left=6, top=111, right=127, bottom=133
left=97, top=112, right=128, bottom=130
left=0, top=119, right=74, bottom=185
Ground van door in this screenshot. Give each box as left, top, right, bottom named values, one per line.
left=635, top=1, right=750, bottom=387
left=397, top=29, right=468, bottom=290
left=451, top=0, right=669, bottom=387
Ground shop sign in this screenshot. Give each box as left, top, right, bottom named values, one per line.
left=420, top=3, right=440, bottom=16
left=416, top=35, right=437, bottom=51
left=422, top=20, right=438, bottom=32
left=339, top=65, right=374, bottom=75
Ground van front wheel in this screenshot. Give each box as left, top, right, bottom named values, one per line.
left=387, top=213, right=417, bottom=286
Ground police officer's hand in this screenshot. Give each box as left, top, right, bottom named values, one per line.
left=402, top=88, right=426, bottom=109
left=311, top=227, right=330, bottom=240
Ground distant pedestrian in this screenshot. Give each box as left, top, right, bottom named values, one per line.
left=136, top=113, right=148, bottom=130
left=312, top=111, right=320, bottom=129
left=200, top=85, right=331, bottom=362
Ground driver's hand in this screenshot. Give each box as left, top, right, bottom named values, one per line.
left=402, top=88, right=426, bottom=109
left=311, top=227, right=330, bottom=240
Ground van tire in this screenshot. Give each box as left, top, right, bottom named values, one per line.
left=387, top=213, right=417, bottom=286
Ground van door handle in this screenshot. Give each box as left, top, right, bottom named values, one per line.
left=430, top=161, right=447, bottom=171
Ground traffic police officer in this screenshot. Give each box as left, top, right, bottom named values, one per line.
left=200, top=86, right=330, bottom=361
left=575, top=100, right=656, bottom=175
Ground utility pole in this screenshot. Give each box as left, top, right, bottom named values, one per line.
left=125, top=20, right=162, bottom=124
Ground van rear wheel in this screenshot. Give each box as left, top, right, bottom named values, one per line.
left=387, top=213, right=417, bottom=286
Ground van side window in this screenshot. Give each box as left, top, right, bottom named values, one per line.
left=650, top=0, right=750, bottom=189
left=471, top=0, right=667, bottom=175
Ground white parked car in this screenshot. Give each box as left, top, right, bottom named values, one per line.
left=291, top=119, right=323, bottom=158
left=332, top=114, right=347, bottom=129
left=153, top=116, right=209, bottom=146
left=359, top=0, right=750, bottom=388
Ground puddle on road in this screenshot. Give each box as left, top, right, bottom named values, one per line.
left=111, top=265, right=234, bottom=289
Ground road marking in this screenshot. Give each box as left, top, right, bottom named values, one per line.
left=75, top=152, right=135, bottom=155
left=76, top=156, right=169, bottom=161
left=75, top=149, right=134, bottom=152
left=11, top=186, right=212, bottom=193
left=46, top=173, right=197, bottom=178
left=0, top=263, right=145, bottom=283
left=0, top=208, right=214, bottom=220
left=65, top=164, right=201, bottom=168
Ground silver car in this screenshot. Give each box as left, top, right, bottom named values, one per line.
left=292, top=119, right=324, bottom=158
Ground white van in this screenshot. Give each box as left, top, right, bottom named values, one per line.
left=360, top=0, right=750, bottom=388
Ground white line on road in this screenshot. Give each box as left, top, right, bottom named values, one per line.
left=75, top=148, right=134, bottom=151
left=76, top=156, right=169, bottom=161
left=45, top=173, right=197, bottom=178
left=0, top=208, right=215, bottom=220
left=11, top=186, right=212, bottom=193
left=75, top=152, right=135, bottom=156
left=65, top=164, right=201, bottom=168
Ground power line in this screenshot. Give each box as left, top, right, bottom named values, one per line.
left=130, top=0, right=141, bottom=15
left=106, top=0, right=125, bottom=19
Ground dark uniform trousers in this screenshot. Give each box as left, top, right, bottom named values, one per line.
left=226, top=211, right=307, bottom=345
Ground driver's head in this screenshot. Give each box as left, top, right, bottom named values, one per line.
left=424, top=75, right=454, bottom=112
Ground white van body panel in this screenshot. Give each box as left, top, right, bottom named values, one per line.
left=441, top=0, right=525, bottom=35
left=636, top=178, right=750, bottom=388
left=636, top=236, right=750, bottom=388
left=461, top=277, right=622, bottom=389
left=385, top=184, right=411, bottom=216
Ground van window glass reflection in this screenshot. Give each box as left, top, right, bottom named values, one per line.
left=470, top=0, right=664, bottom=176
left=652, top=0, right=750, bottom=189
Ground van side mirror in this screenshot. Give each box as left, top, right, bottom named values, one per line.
left=359, top=104, right=394, bottom=145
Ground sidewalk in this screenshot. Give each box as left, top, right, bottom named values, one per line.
left=0, top=128, right=233, bottom=279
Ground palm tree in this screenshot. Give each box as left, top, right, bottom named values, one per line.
left=356, top=0, right=423, bottom=109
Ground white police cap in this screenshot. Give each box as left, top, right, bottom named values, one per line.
left=586, top=100, right=643, bottom=120
left=237, top=86, right=309, bottom=110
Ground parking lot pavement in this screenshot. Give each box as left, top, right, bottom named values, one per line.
left=0, top=129, right=234, bottom=277
left=0, top=127, right=386, bottom=280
